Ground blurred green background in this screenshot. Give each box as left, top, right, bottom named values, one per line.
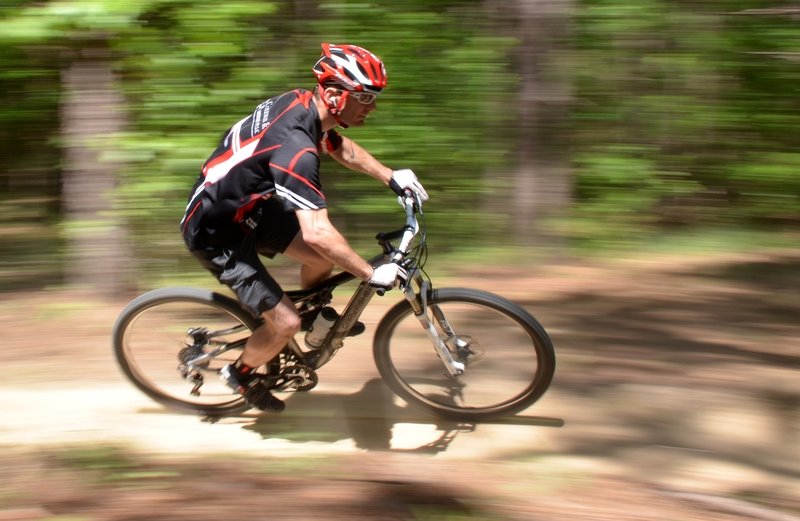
left=1, top=0, right=798, bottom=294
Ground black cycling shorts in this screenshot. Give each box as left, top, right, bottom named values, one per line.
left=188, top=198, right=301, bottom=316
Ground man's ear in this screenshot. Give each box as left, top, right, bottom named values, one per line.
left=323, top=87, right=342, bottom=105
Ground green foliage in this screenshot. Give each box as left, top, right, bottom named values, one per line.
left=0, top=0, right=798, bottom=288
left=573, top=0, right=800, bottom=237
left=108, top=0, right=519, bottom=264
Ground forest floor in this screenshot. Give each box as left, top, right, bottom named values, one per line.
left=0, top=249, right=798, bottom=520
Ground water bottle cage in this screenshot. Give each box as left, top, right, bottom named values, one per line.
left=304, top=307, right=339, bottom=349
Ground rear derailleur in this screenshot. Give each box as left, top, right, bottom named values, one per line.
left=177, top=327, right=212, bottom=396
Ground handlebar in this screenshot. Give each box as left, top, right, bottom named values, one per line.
left=395, top=191, right=421, bottom=258
left=372, top=191, right=421, bottom=296
left=375, top=190, right=421, bottom=262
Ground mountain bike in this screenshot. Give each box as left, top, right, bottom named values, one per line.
left=112, top=192, right=556, bottom=422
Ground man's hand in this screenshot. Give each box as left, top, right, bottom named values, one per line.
left=369, top=262, right=407, bottom=289
left=391, top=169, right=429, bottom=203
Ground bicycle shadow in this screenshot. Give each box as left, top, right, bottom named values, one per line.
left=240, top=378, right=564, bottom=454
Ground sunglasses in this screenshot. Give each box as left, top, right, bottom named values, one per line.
left=348, top=91, right=378, bottom=105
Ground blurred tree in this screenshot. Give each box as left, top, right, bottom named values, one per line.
left=1, top=1, right=523, bottom=292
left=61, top=44, right=132, bottom=294
left=500, top=0, right=575, bottom=246
left=1, top=1, right=146, bottom=294
left=2, top=0, right=797, bottom=292
left=1, top=0, right=282, bottom=292
left=105, top=0, right=521, bottom=279
left=571, top=0, right=799, bottom=246
left=0, top=16, right=63, bottom=289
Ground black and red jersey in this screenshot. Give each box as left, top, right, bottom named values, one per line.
left=181, top=89, right=342, bottom=247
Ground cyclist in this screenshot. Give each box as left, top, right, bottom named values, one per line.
left=180, top=43, right=428, bottom=412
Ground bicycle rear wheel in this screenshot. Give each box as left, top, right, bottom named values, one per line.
left=112, top=287, right=260, bottom=416
left=373, top=288, right=555, bottom=422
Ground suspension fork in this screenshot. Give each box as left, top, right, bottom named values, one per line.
left=403, top=271, right=465, bottom=376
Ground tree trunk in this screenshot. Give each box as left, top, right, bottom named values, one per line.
left=510, top=0, right=575, bottom=246
left=60, top=44, right=132, bottom=296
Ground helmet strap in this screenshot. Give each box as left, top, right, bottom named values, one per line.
left=322, top=86, right=350, bottom=128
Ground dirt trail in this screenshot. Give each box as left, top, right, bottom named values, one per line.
left=1, top=251, right=798, bottom=520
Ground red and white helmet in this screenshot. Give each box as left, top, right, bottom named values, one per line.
left=313, top=43, right=387, bottom=95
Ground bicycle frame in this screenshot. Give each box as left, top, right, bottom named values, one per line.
left=278, top=193, right=423, bottom=368
left=115, top=190, right=555, bottom=419
left=186, top=192, right=464, bottom=379
left=285, top=273, right=379, bottom=368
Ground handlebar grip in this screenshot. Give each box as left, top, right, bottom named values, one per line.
left=388, top=178, right=405, bottom=197
left=376, top=288, right=385, bottom=297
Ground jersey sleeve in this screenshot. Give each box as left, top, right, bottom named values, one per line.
left=269, top=145, right=327, bottom=211
left=323, top=129, right=343, bottom=153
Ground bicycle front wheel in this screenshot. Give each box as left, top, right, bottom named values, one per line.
left=112, top=287, right=260, bottom=416
left=373, top=288, right=555, bottom=422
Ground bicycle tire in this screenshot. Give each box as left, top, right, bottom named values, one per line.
left=112, top=287, right=261, bottom=416
left=373, top=287, right=555, bottom=422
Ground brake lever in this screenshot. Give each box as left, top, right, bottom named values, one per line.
left=398, top=190, right=422, bottom=214
left=412, top=192, right=423, bottom=214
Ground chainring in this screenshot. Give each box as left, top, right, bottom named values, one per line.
left=275, top=363, right=319, bottom=392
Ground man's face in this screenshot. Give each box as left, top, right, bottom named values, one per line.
left=335, top=89, right=378, bottom=127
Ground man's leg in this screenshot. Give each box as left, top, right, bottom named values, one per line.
left=239, top=294, right=300, bottom=368
left=281, top=231, right=365, bottom=337
left=209, top=231, right=299, bottom=412
left=221, top=295, right=299, bottom=412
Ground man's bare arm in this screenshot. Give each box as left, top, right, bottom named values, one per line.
left=328, top=134, right=392, bottom=185
left=295, top=208, right=373, bottom=280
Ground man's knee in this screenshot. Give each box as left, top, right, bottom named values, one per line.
left=262, top=299, right=301, bottom=339
left=273, top=313, right=301, bottom=339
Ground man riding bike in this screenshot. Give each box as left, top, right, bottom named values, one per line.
left=180, top=43, right=428, bottom=412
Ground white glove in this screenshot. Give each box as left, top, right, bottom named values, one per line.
left=369, top=262, right=407, bottom=289
left=391, top=169, right=429, bottom=203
